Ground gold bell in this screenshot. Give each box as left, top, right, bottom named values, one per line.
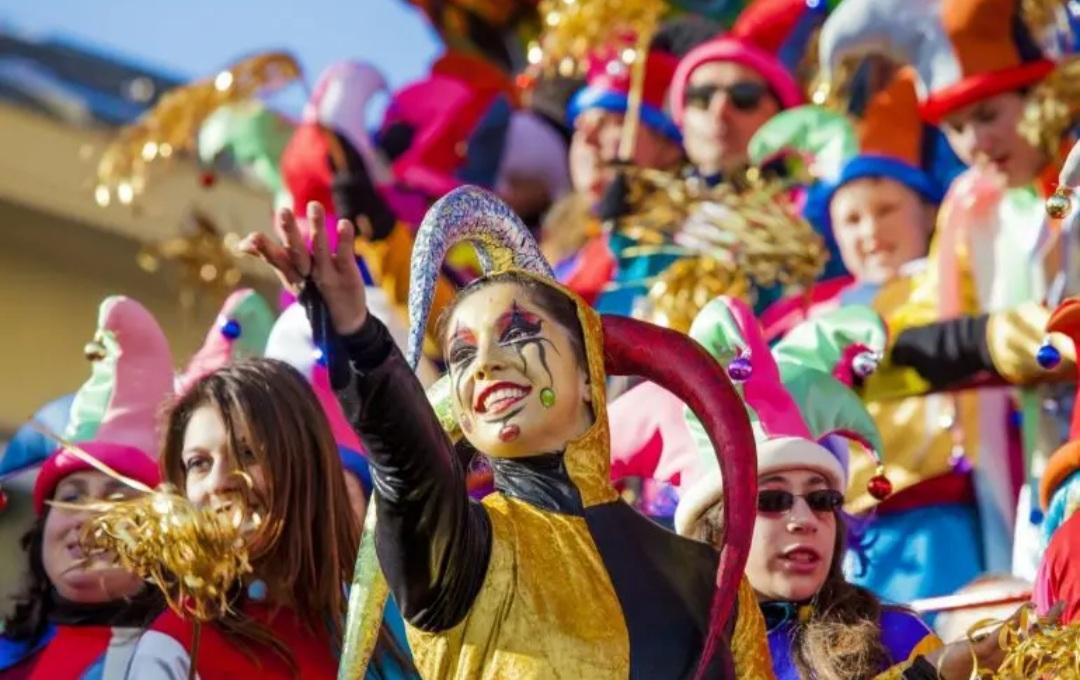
left=1047, top=187, right=1074, bottom=219
left=84, top=340, right=107, bottom=361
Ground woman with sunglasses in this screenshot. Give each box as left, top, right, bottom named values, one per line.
left=675, top=297, right=1056, bottom=679
left=668, top=0, right=809, bottom=184
left=672, top=297, right=940, bottom=678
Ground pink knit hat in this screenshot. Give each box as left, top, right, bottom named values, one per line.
left=669, top=0, right=820, bottom=125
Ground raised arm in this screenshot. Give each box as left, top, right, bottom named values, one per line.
left=240, top=202, right=490, bottom=631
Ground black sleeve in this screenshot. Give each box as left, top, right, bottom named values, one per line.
left=339, top=314, right=492, bottom=632
left=889, top=314, right=997, bottom=390
left=901, top=656, right=940, bottom=680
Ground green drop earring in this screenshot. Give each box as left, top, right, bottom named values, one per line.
left=539, top=387, right=556, bottom=408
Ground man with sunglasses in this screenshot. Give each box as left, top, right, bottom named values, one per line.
left=668, top=0, right=811, bottom=184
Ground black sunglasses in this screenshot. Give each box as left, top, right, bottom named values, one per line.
left=685, top=81, right=771, bottom=112
left=757, top=489, right=844, bottom=514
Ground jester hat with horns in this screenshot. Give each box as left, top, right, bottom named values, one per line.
left=341, top=187, right=760, bottom=679
left=676, top=296, right=891, bottom=536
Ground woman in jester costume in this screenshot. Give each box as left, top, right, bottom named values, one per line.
left=673, top=296, right=944, bottom=678
left=242, top=187, right=772, bottom=679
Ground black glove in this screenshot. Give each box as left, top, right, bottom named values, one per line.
left=299, top=278, right=352, bottom=391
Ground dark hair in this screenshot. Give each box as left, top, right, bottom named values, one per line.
left=694, top=504, right=894, bottom=679
left=437, top=270, right=588, bottom=368
left=161, top=359, right=412, bottom=677
left=794, top=512, right=893, bottom=680
left=4, top=517, right=49, bottom=641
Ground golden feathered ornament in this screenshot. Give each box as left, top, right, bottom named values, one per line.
left=609, top=167, right=827, bottom=331
left=94, top=52, right=301, bottom=206
left=44, top=439, right=260, bottom=624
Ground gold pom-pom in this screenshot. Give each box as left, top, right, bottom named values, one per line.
left=1047, top=187, right=1074, bottom=220
left=63, top=487, right=260, bottom=622
left=970, top=604, right=1080, bottom=679
left=645, top=257, right=750, bottom=333
left=532, top=0, right=666, bottom=77
left=614, top=167, right=828, bottom=331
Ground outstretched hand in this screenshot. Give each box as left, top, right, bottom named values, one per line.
left=239, top=201, right=368, bottom=335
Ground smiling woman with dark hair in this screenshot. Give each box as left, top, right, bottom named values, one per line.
left=126, top=359, right=415, bottom=680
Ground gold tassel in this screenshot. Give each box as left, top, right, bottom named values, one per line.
left=42, top=438, right=260, bottom=623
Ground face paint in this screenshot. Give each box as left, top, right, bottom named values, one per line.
left=446, top=282, right=593, bottom=458
left=498, top=424, right=521, bottom=442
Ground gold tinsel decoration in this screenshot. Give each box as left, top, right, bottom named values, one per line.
left=644, top=257, right=752, bottom=332
left=966, top=604, right=1080, bottom=679
left=44, top=440, right=260, bottom=623
left=1019, top=55, right=1080, bottom=158
left=95, top=52, right=301, bottom=206
left=528, top=0, right=665, bottom=76
left=613, top=168, right=827, bottom=332
left=137, top=211, right=243, bottom=309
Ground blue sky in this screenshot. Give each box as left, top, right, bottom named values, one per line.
left=1, top=0, right=444, bottom=117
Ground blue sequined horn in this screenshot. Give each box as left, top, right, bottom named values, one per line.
left=406, top=185, right=554, bottom=368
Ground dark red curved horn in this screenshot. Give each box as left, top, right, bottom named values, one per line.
left=601, top=315, right=757, bottom=676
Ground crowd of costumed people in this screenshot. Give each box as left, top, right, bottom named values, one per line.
left=2, top=0, right=1080, bottom=678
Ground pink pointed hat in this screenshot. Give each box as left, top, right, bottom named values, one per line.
left=34, top=296, right=172, bottom=513
left=178, top=288, right=276, bottom=393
